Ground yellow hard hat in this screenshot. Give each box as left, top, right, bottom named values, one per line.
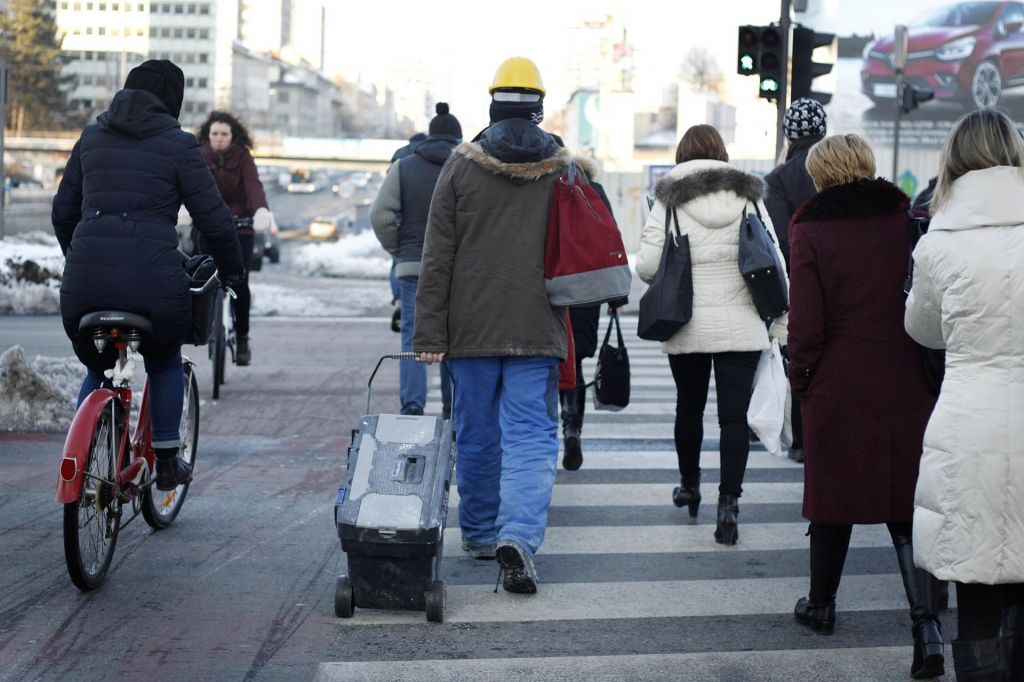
left=489, top=57, right=545, bottom=97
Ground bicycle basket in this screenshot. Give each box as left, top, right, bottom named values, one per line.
left=184, top=255, right=219, bottom=345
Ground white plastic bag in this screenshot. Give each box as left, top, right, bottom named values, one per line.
left=747, top=340, right=789, bottom=457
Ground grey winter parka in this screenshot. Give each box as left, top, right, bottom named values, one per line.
left=413, top=119, right=571, bottom=359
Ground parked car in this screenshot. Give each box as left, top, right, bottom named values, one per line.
left=861, top=1, right=1024, bottom=109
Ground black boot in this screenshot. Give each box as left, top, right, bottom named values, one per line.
left=672, top=472, right=701, bottom=518
left=952, top=639, right=1004, bottom=681
left=893, top=535, right=945, bottom=679
left=560, top=384, right=585, bottom=471
left=1003, top=605, right=1024, bottom=681
left=714, top=494, right=739, bottom=545
left=236, top=336, right=251, bottom=366
left=794, top=596, right=836, bottom=635
left=155, top=446, right=192, bottom=491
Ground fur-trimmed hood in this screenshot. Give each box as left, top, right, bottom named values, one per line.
left=792, top=177, right=909, bottom=225
left=654, top=160, right=765, bottom=230
left=456, top=118, right=570, bottom=182
left=457, top=141, right=571, bottom=181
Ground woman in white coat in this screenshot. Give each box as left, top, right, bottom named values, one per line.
left=637, top=124, right=787, bottom=545
left=906, top=108, right=1024, bottom=681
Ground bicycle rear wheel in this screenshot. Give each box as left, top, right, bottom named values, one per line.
left=211, top=290, right=225, bottom=399
left=63, top=402, right=122, bottom=591
left=143, top=364, right=199, bottom=529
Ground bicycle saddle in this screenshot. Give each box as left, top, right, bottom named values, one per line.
left=79, top=311, right=153, bottom=334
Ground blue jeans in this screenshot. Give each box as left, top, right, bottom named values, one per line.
left=389, top=259, right=400, bottom=304
left=77, top=350, right=184, bottom=449
left=447, top=356, right=559, bottom=555
left=398, top=275, right=451, bottom=413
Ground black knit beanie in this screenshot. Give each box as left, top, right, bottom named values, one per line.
left=124, top=59, right=185, bottom=119
left=428, top=103, right=462, bottom=139
left=490, top=98, right=544, bottom=125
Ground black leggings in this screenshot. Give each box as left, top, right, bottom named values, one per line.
left=231, top=231, right=253, bottom=338
left=668, top=351, right=760, bottom=497
left=955, top=582, right=1024, bottom=640
left=809, top=522, right=912, bottom=603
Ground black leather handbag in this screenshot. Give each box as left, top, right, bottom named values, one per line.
left=638, top=205, right=693, bottom=341
left=183, top=255, right=219, bottom=346
left=739, top=203, right=789, bottom=322
left=592, top=310, right=630, bottom=411
left=905, top=213, right=946, bottom=396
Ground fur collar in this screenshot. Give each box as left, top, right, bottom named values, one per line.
left=574, top=156, right=600, bottom=180
left=456, top=141, right=572, bottom=181
left=655, top=166, right=764, bottom=207
left=792, top=178, right=909, bottom=224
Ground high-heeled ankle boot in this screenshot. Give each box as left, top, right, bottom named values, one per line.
left=672, top=472, right=701, bottom=518
left=794, top=596, right=836, bottom=635
left=893, top=534, right=945, bottom=679
left=1002, top=605, right=1024, bottom=681
left=559, top=384, right=585, bottom=471
left=952, top=639, right=1004, bottom=681
left=714, top=494, right=739, bottom=545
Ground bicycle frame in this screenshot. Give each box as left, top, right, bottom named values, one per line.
left=56, top=344, right=154, bottom=506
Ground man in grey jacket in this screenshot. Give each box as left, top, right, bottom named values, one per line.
left=371, top=104, right=461, bottom=416
left=415, top=57, right=570, bottom=594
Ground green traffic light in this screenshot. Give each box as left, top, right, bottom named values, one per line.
left=760, top=77, right=779, bottom=92
left=740, top=54, right=755, bottom=72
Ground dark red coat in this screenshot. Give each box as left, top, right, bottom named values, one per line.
left=200, top=144, right=268, bottom=219
left=788, top=179, right=934, bottom=524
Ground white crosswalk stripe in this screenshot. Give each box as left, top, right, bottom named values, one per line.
left=326, top=315, right=929, bottom=680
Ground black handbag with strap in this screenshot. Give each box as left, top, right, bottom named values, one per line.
left=905, top=212, right=946, bottom=396
left=638, top=205, right=693, bottom=341
left=739, top=203, right=789, bottom=322
left=592, top=310, right=630, bottom=411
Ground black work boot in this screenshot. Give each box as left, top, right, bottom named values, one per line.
left=559, top=384, right=585, bottom=471
left=672, top=471, right=702, bottom=518
left=236, top=336, right=251, bottom=366
left=495, top=539, right=538, bottom=594
left=794, top=596, right=837, bottom=635
left=952, top=639, right=1004, bottom=681
left=155, top=446, right=192, bottom=491
left=893, top=536, right=945, bottom=679
left=714, top=494, right=739, bottom=545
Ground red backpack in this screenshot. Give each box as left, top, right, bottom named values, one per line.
left=544, top=162, right=632, bottom=306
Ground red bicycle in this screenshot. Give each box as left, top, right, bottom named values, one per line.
left=56, top=309, right=201, bottom=591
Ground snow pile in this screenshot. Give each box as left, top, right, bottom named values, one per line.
left=0, top=346, right=80, bottom=431
left=0, top=231, right=65, bottom=315
left=250, top=279, right=392, bottom=317
left=288, top=230, right=391, bottom=279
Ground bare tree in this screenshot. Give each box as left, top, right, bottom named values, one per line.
left=679, top=48, right=724, bottom=94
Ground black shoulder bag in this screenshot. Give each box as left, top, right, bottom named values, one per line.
left=592, top=309, right=630, bottom=411
left=638, top=205, right=693, bottom=341
left=905, top=213, right=946, bottom=396
left=739, top=203, right=789, bottom=322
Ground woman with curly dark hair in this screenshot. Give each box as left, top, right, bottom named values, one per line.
left=196, top=111, right=274, bottom=365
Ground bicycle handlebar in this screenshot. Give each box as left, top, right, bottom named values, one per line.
left=188, top=271, right=237, bottom=299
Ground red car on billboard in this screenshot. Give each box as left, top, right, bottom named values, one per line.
left=862, top=1, right=1024, bottom=109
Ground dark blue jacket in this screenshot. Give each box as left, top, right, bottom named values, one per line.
left=397, top=135, right=459, bottom=270
left=53, top=89, right=243, bottom=347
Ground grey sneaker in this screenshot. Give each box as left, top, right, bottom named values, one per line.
left=495, top=539, right=538, bottom=594
left=461, top=538, right=496, bottom=561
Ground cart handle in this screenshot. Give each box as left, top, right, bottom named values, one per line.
left=366, top=353, right=418, bottom=415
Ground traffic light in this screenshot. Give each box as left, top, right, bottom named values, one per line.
left=791, top=26, right=836, bottom=104
left=901, top=83, right=935, bottom=113
left=758, top=26, right=783, bottom=101
left=737, top=25, right=759, bottom=75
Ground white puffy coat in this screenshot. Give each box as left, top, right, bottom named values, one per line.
left=636, top=159, right=788, bottom=355
left=906, top=166, right=1024, bottom=584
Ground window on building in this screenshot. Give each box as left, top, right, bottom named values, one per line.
left=197, top=102, right=208, bottom=113
left=198, top=29, right=208, bottom=39
left=185, top=77, right=194, bottom=87
left=85, top=27, right=93, bottom=34
left=136, top=27, right=144, bottom=36
left=186, top=28, right=195, bottom=38
left=278, top=91, right=290, bottom=103
left=184, top=53, right=195, bottom=63
left=84, top=50, right=94, bottom=59
left=199, top=3, right=209, bottom=14
left=198, top=77, right=207, bottom=88
left=98, top=27, right=105, bottom=35
left=161, top=3, right=170, bottom=12
left=86, top=1, right=93, bottom=9
left=73, top=2, right=81, bottom=9
left=187, top=3, right=196, bottom=13
left=160, top=27, right=170, bottom=37
left=99, top=2, right=106, bottom=9
left=174, top=3, right=183, bottom=13
left=198, top=53, right=208, bottom=63
left=137, top=2, right=144, bottom=9
left=173, top=28, right=183, bottom=38
left=60, top=1, right=69, bottom=9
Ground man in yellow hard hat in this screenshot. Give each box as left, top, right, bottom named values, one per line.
left=415, top=57, right=569, bottom=594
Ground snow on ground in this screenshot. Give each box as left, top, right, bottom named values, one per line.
left=287, top=230, right=391, bottom=279
left=250, top=278, right=392, bottom=318
left=0, top=232, right=64, bottom=315
left=0, top=345, right=80, bottom=431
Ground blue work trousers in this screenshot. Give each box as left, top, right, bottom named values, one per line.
left=447, top=356, right=559, bottom=555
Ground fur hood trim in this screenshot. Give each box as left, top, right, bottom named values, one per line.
left=792, top=178, right=909, bottom=225
left=573, top=156, right=600, bottom=180
left=456, top=141, right=572, bottom=181
left=655, top=166, right=764, bottom=208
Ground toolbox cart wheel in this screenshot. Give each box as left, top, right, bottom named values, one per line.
left=335, top=576, right=354, bottom=618
left=425, top=580, right=446, bottom=623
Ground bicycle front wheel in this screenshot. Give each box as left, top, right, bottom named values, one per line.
left=142, top=364, right=199, bottom=529
left=63, top=403, right=122, bottom=591
left=211, top=290, right=225, bottom=400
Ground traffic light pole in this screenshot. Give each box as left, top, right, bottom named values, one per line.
left=893, top=70, right=904, bottom=182
left=775, top=0, right=792, bottom=160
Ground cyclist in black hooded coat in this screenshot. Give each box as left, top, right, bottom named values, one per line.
left=52, top=60, right=244, bottom=490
